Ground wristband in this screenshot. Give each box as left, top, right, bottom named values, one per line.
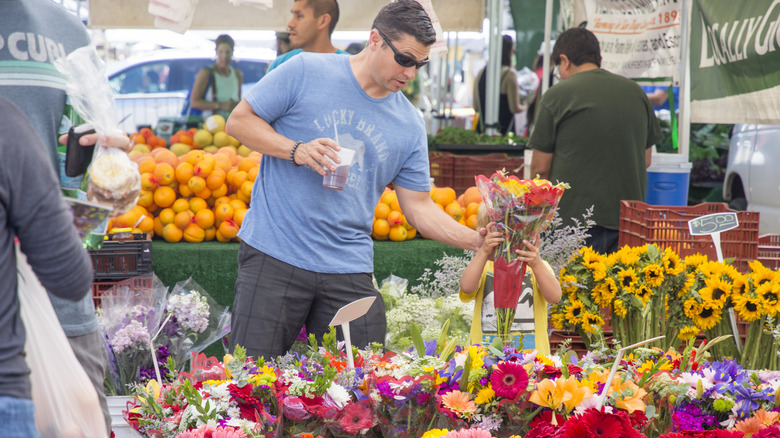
left=290, top=141, right=303, bottom=166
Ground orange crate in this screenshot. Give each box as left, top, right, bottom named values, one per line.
left=757, top=234, right=780, bottom=270
left=618, top=201, right=759, bottom=272
left=428, top=152, right=455, bottom=188
left=91, top=276, right=154, bottom=308
left=452, top=153, right=525, bottom=195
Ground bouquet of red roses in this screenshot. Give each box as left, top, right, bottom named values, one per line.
left=475, top=170, right=567, bottom=344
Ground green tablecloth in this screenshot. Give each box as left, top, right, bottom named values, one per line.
left=151, top=239, right=462, bottom=308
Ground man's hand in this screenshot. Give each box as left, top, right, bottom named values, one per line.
left=59, top=131, right=131, bottom=153
left=292, top=138, right=341, bottom=175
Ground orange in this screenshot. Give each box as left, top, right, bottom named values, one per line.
left=129, top=133, right=146, bottom=145
left=187, top=176, right=207, bottom=194
left=388, top=225, right=408, bottom=242
left=218, top=219, right=239, bottom=239
left=204, top=226, right=216, bottom=241
left=238, top=157, right=258, bottom=173
left=161, top=223, right=183, bottom=243
left=178, top=133, right=193, bottom=146
left=153, top=217, right=164, bottom=235
left=178, top=183, right=194, bottom=198
left=206, top=168, right=226, bottom=190
left=158, top=208, right=176, bottom=225
left=137, top=190, right=155, bottom=209
left=445, top=201, right=464, bottom=221
left=153, top=186, right=176, bottom=208
left=374, top=203, right=391, bottom=220
left=194, top=187, right=212, bottom=200
left=139, top=127, right=153, bottom=140
left=229, top=199, right=247, bottom=211
left=390, top=199, right=402, bottom=212
left=175, top=162, right=195, bottom=184
left=214, top=196, right=231, bottom=207
left=235, top=189, right=251, bottom=204
left=406, top=228, right=417, bottom=240
left=380, top=190, right=397, bottom=206
left=214, top=203, right=234, bottom=223
left=189, top=197, right=208, bottom=213
left=137, top=215, right=154, bottom=234
left=465, top=214, right=479, bottom=230
left=112, top=209, right=139, bottom=229
left=174, top=209, right=194, bottom=230
left=212, top=153, right=232, bottom=173
left=233, top=207, right=247, bottom=227
left=462, top=186, right=482, bottom=206
left=247, top=166, right=259, bottom=182
left=248, top=151, right=262, bottom=163
left=211, top=184, right=228, bottom=199
left=182, top=150, right=205, bottom=165
left=372, top=218, right=390, bottom=237
left=153, top=149, right=178, bottom=168
left=182, top=223, right=205, bottom=243
left=194, top=208, right=215, bottom=229
left=218, top=146, right=238, bottom=163
left=226, top=168, right=239, bottom=186
left=240, top=180, right=253, bottom=199
left=432, top=187, right=456, bottom=207
left=435, top=202, right=445, bottom=211
left=465, top=202, right=480, bottom=219
left=171, top=198, right=190, bottom=214
left=387, top=210, right=403, bottom=226
left=153, top=162, right=175, bottom=186
left=194, top=155, right=216, bottom=177
left=137, top=157, right=156, bottom=174
left=458, top=218, right=466, bottom=226
left=231, top=170, right=248, bottom=189
left=140, top=172, right=158, bottom=192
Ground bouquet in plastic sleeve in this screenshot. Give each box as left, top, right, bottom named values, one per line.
left=157, top=276, right=232, bottom=368
left=98, top=275, right=168, bottom=395
left=54, top=46, right=140, bottom=217
left=475, top=170, right=567, bottom=344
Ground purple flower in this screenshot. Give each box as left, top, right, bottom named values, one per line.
left=673, top=403, right=717, bottom=431
left=282, top=397, right=312, bottom=421
left=730, top=382, right=774, bottom=418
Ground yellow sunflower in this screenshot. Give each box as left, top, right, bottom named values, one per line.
left=643, top=264, right=665, bottom=287
left=756, top=282, right=780, bottom=316
left=617, top=247, right=640, bottom=266
left=617, top=268, right=639, bottom=292
left=662, top=248, right=685, bottom=276
left=732, top=275, right=749, bottom=298
left=691, top=300, right=724, bottom=330
left=613, top=299, right=628, bottom=318
left=551, top=312, right=566, bottom=330
left=683, top=298, right=702, bottom=320
left=701, top=276, right=732, bottom=304
left=677, top=273, right=697, bottom=298
left=678, top=325, right=700, bottom=341
left=684, top=254, right=709, bottom=272
left=590, top=262, right=608, bottom=282
left=581, top=311, right=605, bottom=334
left=748, top=260, right=776, bottom=287
left=564, top=300, right=585, bottom=324
left=633, top=283, right=653, bottom=307
left=475, top=385, right=495, bottom=404
left=591, top=278, right=617, bottom=307
left=732, top=294, right=764, bottom=322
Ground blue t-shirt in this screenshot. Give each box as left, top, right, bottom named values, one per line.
left=641, top=84, right=679, bottom=112
left=240, top=53, right=430, bottom=274
left=266, top=48, right=349, bottom=73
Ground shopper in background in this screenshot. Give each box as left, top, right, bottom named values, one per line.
left=529, top=28, right=662, bottom=254
left=473, top=35, right=526, bottom=135
left=0, top=97, right=94, bottom=438
left=0, top=0, right=132, bottom=434
left=525, top=39, right=556, bottom=136
left=275, top=30, right=293, bottom=57
left=266, top=0, right=348, bottom=72
left=189, top=34, right=244, bottom=118
left=226, top=0, right=486, bottom=360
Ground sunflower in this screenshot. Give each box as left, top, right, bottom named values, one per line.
left=691, top=300, right=723, bottom=330
left=581, top=311, right=605, bottom=334
left=474, top=385, right=495, bottom=404
left=701, top=276, right=732, bottom=303
left=551, top=311, right=566, bottom=330
left=642, top=264, right=665, bottom=287
left=613, top=299, right=627, bottom=318
left=662, top=248, right=684, bottom=276
left=678, top=325, right=700, bottom=341
left=684, top=253, right=709, bottom=272
left=700, top=261, right=725, bottom=282
left=677, top=272, right=697, bottom=298
left=490, top=361, right=529, bottom=399
left=560, top=274, right=579, bottom=294
left=633, top=283, right=653, bottom=307
left=748, top=260, right=776, bottom=286
left=732, top=294, right=764, bottom=322
left=564, top=300, right=584, bottom=324
left=591, top=278, right=617, bottom=307
left=617, top=268, right=639, bottom=292
left=616, top=247, right=640, bottom=266
left=589, top=262, right=608, bottom=282
left=732, top=275, right=749, bottom=298
left=756, top=283, right=780, bottom=316
left=683, top=298, right=702, bottom=320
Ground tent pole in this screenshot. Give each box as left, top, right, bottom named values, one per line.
left=485, top=0, right=502, bottom=135
left=541, top=0, right=554, bottom=96
left=679, top=0, right=691, bottom=159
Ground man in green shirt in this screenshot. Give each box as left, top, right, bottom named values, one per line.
left=529, top=27, right=662, bottom=254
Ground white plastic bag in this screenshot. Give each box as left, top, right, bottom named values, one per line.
left=228, top=0, right=272, bottom=9
left=516, top=66, right=540, bottom=102
left=16, top=244, right=106, bottom=438
left=149, top=0, right=199, bottom=33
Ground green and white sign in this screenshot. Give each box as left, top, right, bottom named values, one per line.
left=690, top=0, right=780, bottom=124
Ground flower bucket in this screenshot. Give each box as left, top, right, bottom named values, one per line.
left=108, top=395, right=142, bottom=438
left=369, top=374, right=439, bottom=438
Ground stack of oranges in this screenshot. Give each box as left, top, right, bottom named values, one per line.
left=114, top=142, right=261, bottom=243
left=371, top=185, right=483, bottom=241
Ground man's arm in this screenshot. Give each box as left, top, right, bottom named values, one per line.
left=395, top=185, right=484, bottom=252
left=646, top=147, right=653, bottom=168
left=530, top=150, right=553, bottom=180
left=226, top=100, right=340, bottom=174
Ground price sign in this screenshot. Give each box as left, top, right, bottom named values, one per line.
left=688, top=212, right=738, bottom=236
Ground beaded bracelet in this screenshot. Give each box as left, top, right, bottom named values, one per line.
left=290, top=141, right=303, bottom=166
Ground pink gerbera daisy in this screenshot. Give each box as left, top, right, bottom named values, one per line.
left=489, top=361, right=529, bottom=399
left=337, top=401, right=375, bottom=434
left=441, top=390, right=478, bottom=418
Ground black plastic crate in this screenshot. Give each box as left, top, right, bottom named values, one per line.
left=89, top=239, right=152, bottom=280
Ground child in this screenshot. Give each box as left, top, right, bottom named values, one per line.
left=460, top=204, right=562, bottom=354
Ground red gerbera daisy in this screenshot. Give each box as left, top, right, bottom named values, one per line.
left=337, top=402, right=375, bottom=434
left=489, top=361, right=529, bottom=399
left=579, top=409, right=624, bottom=438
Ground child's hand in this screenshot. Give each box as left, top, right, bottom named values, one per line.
left=478, top=223, right=503, bottom=257
left=515, top=236, right=541, bottom=269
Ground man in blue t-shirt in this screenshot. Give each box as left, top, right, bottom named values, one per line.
left=226, top=0, right=486, bottom=360
left=267, top=0, right=348, bottom=73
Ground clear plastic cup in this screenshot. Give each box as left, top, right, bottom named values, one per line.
left=323, top=148, right=355, bottom=191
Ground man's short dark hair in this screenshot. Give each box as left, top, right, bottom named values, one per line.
left=215, top=34, right=235, bottom=50
left=299, top=0, right=340, bottom=35
left=371, top=0, right=436, bottom=47
left=552, top=27, right=602, bottom=68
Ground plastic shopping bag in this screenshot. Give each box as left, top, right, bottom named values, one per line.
left=16, top=244, right=106, bottom=437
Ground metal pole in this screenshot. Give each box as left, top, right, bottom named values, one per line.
left=679, top=0, right=691, bottom=159
left=541, top=0, right=554, bottom=96
left=485, top=0, right=503, bottom=135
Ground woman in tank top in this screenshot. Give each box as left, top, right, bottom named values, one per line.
left=190, top=34, right=244, bottom=118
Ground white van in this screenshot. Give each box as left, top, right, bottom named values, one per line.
left=723, top=124, right=780, bottom=234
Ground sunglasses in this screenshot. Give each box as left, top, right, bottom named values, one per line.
left=375, top=28, right=429, bottom=69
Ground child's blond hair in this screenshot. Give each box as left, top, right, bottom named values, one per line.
left=477, top=202, right=489, bottom=229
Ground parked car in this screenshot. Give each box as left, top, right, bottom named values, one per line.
left=106, top=48, right=277, bottom=133
left=723, top=124, right=780, bottom=235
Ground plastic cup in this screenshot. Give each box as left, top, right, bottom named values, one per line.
left=323, top=148, right=355, bottom=191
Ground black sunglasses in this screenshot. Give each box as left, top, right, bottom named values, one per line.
left=375, top=28, right=429, bottom=69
